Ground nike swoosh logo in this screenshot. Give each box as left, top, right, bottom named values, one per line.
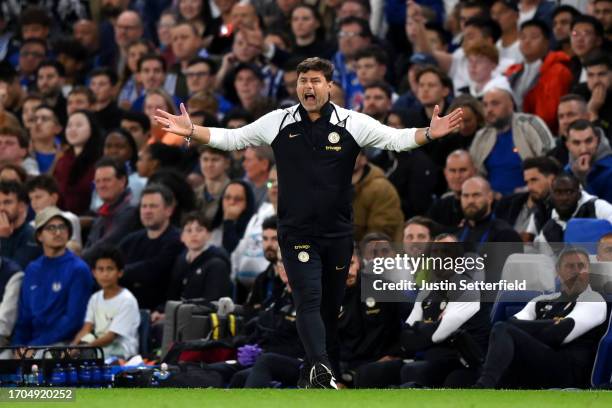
left=335, top=266, right=346, bottom=270
left=289, top=133, right=300, bottom=138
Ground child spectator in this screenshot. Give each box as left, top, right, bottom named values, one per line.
left=72, top=246, right=140, bottom=359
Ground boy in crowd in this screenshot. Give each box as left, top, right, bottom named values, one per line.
left=72, top=246, right=140, bottom=359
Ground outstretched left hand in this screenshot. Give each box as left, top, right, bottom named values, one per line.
left=429, top=105, right=463, bottom=139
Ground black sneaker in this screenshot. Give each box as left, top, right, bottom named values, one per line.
left=309, top=362, right=338, bottom=389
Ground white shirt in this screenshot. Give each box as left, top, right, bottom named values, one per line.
left=450, top=48, right=515, bottom=95
left=496, top=39, right=524, bottom=65
left=514, top=59, right=543, bottom=110
left=231, top=202, right=276, bottom=285
left=84, top=288, right=140, bottom=358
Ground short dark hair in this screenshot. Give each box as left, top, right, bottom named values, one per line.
left=68, top=86, right=96, bottom=104
left=337, top=16, right=373, bottom=39
left=552, top=5, right=580, bottom=20
left=465, top=16, right=502, bottom=42
left=553, top=173, right=580, bottom=190
left=0, top=61, right=17, bottom=83
left=583, top=51, right=612, bottom=69
left=296, top=56, right=334, bottom=79
left=34, top=104, right=59, bottom=124
left=522, top=156, right=562, bottom=176
left=20, top=6, right=51, bottom=28
left=186, top=57, right=218, bottom=75
left=354, top=45, right=388, bottom=65
left=0, top=164, right=28, bottom=184
left=364, top=81, right=393, bottom=99
left=559, top=93, right=587, bottom=105
left=0, top=180, right=28, bottom=203
left=221, top=108, right=253, bottom=127
left=138, top=53, right=167, bottom=73
left=121, top=110, right=151, bottom=133
left=95, top=157, right=128, bottom=180
left=571, top=15, right=604, bottom=38
left=20, top=38, right=47, bottom=51
left=147, top=143, right=184, bottom=168
left=36, top=60, right=65, bottom=78
left=25, top=174, right=60, bottom=195
left=262, top=215, right=278, bottom=231
left=89, top=67, right=119, bottom=85
left=181, top=211, right=212, bottom=230
left=520, top=19, right=550, bottom=39
left=197, top=145, right=230, bottom=158
left=568, top=119, right=598, bottom=137
left=415, top=65, right=453, bottom=90
left=52, top=37, right=88, bottom=61
left=459, top=0, right=489, bottom=14
left=89, top=245, right=125, bottom=271
left=556, top=246, right=590, bottom=270
left=141, top=183, right=175, bottom=207
left=0, top=126, right=28, bottom=148
left=405, top=216, right=436, bottom=234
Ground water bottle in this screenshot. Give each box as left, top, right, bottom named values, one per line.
left=29, top=364, right=41, bottom=386
left=66, top=365, right=78, bottom=386
left=50, top=364, right=66, bottom=387
left=78, top=363, right=91, bottom=387
left=152, top=363, right=170, bottom=386
left=91, top=364, right=102, bottom=387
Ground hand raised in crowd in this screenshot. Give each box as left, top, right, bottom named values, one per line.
left=0, top=211, right=13, bottom=238
left=572, top=154, right=592, bottom=179
left=588, top=83, right=607, bottom=119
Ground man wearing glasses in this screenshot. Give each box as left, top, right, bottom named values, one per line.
left=11, top=206, right=93, bottom=349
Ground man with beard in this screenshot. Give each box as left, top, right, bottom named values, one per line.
left=244, top=215, right=284, bottom=318
left=35, top=61, right=67, bottom=126
left=495, top=156, right=560, bottom=240
left=459, top=176, right=522, bottom=284
left=118, top=184, right=183, bottom=310
left=474, top=247, right=607, bottom=389
left=534, top=174, right=612, bottom=244
left=564, top=119, right=612, bottom=203
left=0, top=181, right=41, bottom=269
left=362, top=82, right=393, bottom=123
left=470, top=80, right=554, bottom=196
left=428, top=150, right=477, bottom=229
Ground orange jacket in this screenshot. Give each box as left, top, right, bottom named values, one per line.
left=506, top=51, right=573, bottom=135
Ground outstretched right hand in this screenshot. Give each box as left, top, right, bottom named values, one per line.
left=154, top=103, right=193, bottom=137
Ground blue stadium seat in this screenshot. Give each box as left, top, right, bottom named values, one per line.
left=564, top=219, right=612, bottom=254
left=138, top=309, right=151, bottom=355
left=592, top=312, right=612, bottom=387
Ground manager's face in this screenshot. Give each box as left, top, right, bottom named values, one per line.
left=296, top=70, right=332, bottom=113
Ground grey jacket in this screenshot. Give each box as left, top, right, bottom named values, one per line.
left=469, top=113, right=555, bottom=176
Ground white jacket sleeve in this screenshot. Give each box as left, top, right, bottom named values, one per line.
left=562, top=291, right=607, bottom=344
left=346, top=110, right=419, bottom=152
left=432, top=302, right=480, bottom=343
left=406, top=301, right=423, bottom=326
left=208, top=109, right=285, bottom=150
left=0, top=272, right=24, bottom=337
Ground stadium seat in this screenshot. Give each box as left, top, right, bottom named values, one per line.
left=564, top=219, right=612, bottom=254
left=592, top=312, right=612, bottom=387
left=490, top=253, right=556, bottom=323
left=138, top=309, right=151, bottom=356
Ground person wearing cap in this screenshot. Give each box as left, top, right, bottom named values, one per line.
left=469, top=77, right=554, bottom=196
left=154, top=56, right=463, bottom=389
left=506, top=19, right=573, bottom=134
left=392, top=52, right=437, bottom=112
left=11, top=206, right=93, bottom=347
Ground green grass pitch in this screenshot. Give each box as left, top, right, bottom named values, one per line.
left=10, top=389, right=612, bottom=408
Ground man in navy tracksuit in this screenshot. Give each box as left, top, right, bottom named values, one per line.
left=155, top=57, right=463, bottom=388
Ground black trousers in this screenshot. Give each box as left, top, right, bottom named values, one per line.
left=244, top=352, right=302, bottom=388
left=278, top=234, right=352, bottom=372
left=478, top=321, right=576, bottom=388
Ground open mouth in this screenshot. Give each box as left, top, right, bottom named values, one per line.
left=304, top=92, right=316, bottom=101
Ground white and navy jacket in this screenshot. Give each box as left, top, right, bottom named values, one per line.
left=208, top=102, right=420, bottom=238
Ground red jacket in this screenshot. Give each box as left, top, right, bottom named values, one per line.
left=506, top=51, right=573, bottom=135
left=53, top=149, right=95, bottom=215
